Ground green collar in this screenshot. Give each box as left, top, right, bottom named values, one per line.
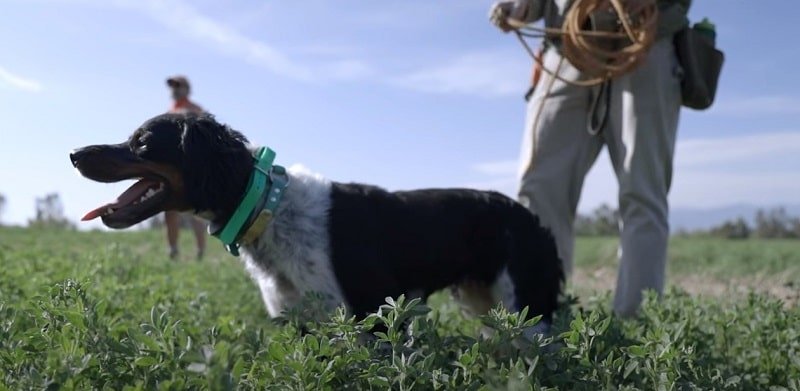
left=212, top=146, right=289, bottom=256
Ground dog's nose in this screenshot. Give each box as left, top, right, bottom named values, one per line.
left=70, top=149, right=84, bottom=167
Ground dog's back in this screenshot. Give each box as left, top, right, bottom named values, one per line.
left=327, top=183, right=563, bottom=321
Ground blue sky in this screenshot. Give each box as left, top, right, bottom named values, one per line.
left=1, top=0, right=798, bottom=228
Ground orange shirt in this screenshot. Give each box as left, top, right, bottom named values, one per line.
left=170, top=98, right=204, bottom=115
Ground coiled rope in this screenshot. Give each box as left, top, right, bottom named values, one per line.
left=511, top=0, right=658, bottom=176
left=509, top=0, right=658, bottom=87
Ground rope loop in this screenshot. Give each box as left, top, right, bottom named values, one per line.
left=510, top=0, right=658, bottom=86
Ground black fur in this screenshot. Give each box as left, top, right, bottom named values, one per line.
left=328, top=183, right=563, bottom=321
left=176, top=115, right=252, bottom=220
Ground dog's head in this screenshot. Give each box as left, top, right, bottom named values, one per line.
left=70, top=113, right=252, bottom=229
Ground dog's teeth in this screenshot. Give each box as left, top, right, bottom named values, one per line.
left=106, top=208, right=113, bottom=215
left=146, top=189, right=156, bottom=197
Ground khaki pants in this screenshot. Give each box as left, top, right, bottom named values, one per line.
left=518, top=39, right=682, bottom=317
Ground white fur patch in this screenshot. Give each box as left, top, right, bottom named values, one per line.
left=452, top=268, right=518, bottom=316
left=491, top=268, right=517, bottom=311
left=239, top=165, right=345, bottom=318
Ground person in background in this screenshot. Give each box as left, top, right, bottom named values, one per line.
left=165, top=75, right=207, bottom=260
left=489, top=0, right=690, bottom=317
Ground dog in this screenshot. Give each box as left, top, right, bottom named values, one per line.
left=70, top=113, right=563, bottom=330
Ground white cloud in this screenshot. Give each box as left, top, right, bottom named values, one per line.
left=712, top=95, right=800, bottom=116
left=392, top=51, right=529, bottom=97
left=468, top=132, right=800, bottom=210
left=321, top=60, right=376, bottom=81
left=676, top=132, right=800, bottom=167
left=465, top=153, right=619, bottom=212
left=42, top=0, right=374, bottom=83
left=671, top=171, right=800, bottom=208
left=293, top=44, right=363, bottom=57
left=129, top=0, right=314, bottom=81
left=472, top=159, right=518, bottom=176
left=464, top=159, right=521, bottom=201
left=330, top=1, right=486, bottom=31
left=0, top=66, right=43, bottom=92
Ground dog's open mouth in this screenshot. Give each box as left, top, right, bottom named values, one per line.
left=82, top=178, right=168, bottom=228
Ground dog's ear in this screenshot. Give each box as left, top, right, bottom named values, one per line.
left=180, top=116, right=252, bottom=216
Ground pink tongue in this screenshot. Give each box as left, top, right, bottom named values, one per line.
left=81, top=207, right=108, bottom=221
left=81, top=179, right=158, bottom=221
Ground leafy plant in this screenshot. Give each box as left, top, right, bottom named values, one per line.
left=1, top=227, right=798, bottom=389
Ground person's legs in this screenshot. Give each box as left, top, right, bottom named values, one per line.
left=518, top=49, right=604, bottom=277
left=191, top=216, right=207, bottom=260
left=604, top=39, right=682, bottom=317
left=164, top=211, right=181, bottom=259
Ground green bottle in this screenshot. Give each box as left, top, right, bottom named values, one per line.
left=693, top=17, right=716, bottom=45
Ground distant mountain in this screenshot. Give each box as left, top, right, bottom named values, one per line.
left=670, top=204, right=800, bottom=232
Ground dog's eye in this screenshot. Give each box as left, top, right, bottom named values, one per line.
left=131, top=134, right=150, bottom=154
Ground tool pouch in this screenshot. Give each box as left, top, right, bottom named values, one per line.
left=673, top=27, right=724, bottom=110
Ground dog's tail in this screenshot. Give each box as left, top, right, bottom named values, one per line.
left=505, top=202, right=564, bottom=323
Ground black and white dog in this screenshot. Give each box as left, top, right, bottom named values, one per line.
left=70, top=114, right=563, bottom=329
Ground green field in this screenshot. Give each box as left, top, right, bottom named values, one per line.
left=1, top=227, right=799, bottom=389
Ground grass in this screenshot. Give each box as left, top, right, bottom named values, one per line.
left=575, top=236, right=800, bottom=279
left=1, top=227, right=799, bottom=389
